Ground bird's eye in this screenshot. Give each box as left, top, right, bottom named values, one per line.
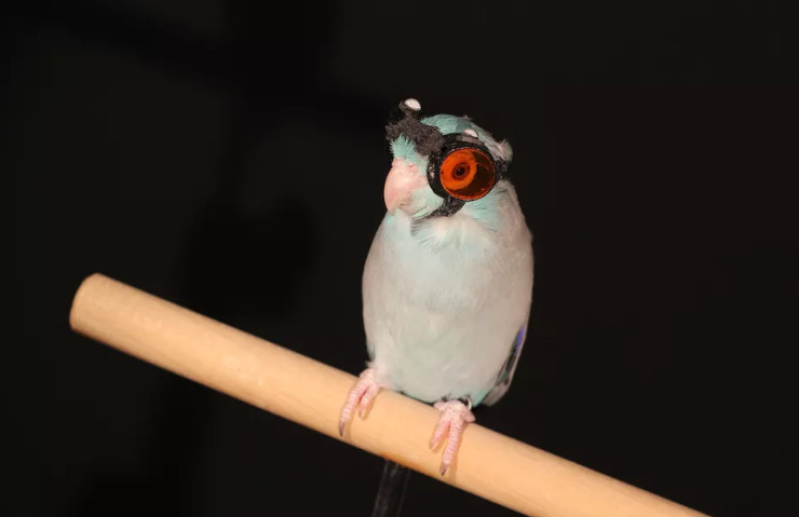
left=439, top=148, right=496, bottom=201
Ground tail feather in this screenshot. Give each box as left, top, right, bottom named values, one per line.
left=371, top=460, right=411, bottom=517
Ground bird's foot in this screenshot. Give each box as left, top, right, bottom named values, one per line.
left=430, top=398, right=476, bottom=475
left=339, top=368, right=384, bottom=436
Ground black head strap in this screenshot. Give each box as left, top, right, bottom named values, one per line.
left=385, top=99, right=445, bottom=158
left=426, top=196, right=466, bottom=218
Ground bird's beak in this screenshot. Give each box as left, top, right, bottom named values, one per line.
left=384, top=160, right=427, bottom=215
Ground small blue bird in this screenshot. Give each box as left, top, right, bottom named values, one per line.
left=340, top=99, right=534, bottom=477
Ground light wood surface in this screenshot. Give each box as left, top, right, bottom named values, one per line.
left=69, top=273, right=709, bottom=517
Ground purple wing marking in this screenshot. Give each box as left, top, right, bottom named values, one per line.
left=481, top=323, right=528, bottom=406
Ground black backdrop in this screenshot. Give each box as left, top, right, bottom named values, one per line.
left=8, top=1, right=798, bottom=516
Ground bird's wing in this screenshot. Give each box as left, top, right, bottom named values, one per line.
left=480, top=320, right=528, bottom=406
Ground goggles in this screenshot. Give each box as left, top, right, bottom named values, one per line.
left=386, top=99, right=508, bottom=217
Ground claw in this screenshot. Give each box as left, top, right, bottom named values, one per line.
left=339, top=368, right=383, bottom=436
left=430, top=399, right=475, bottom=475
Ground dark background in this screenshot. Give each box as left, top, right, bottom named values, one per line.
left=7, top=0, right=798, bottom=516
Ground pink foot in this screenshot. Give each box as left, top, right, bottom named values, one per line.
left=429, top=399, right=476, bottom=475
left=339, top=368, right=383, bottom=436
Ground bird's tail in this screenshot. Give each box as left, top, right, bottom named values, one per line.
left=371, top=460, right=412, bottom=517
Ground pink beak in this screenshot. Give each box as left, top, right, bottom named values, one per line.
left=384, top=160, right=427, bottom=215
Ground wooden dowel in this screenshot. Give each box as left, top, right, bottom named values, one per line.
left=69, top=273, right=708, bottom=517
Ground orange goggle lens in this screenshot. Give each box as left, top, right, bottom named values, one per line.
left=439, top=148, right=497, bottom=201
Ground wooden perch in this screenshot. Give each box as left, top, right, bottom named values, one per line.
left=69, top=273, right=708, bottom=517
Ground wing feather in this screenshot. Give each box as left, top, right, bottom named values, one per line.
left=481, top=321, right=528, bottom=406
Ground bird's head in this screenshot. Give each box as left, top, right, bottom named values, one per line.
left=383, top=98, right=513, bottom=221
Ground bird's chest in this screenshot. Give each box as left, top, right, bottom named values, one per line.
left=371, top=216, right=499, bottom=313
left=362, top=214, right=526, bottom=401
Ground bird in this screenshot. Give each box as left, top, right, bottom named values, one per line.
left=339, top=98, right=534, bottom=481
